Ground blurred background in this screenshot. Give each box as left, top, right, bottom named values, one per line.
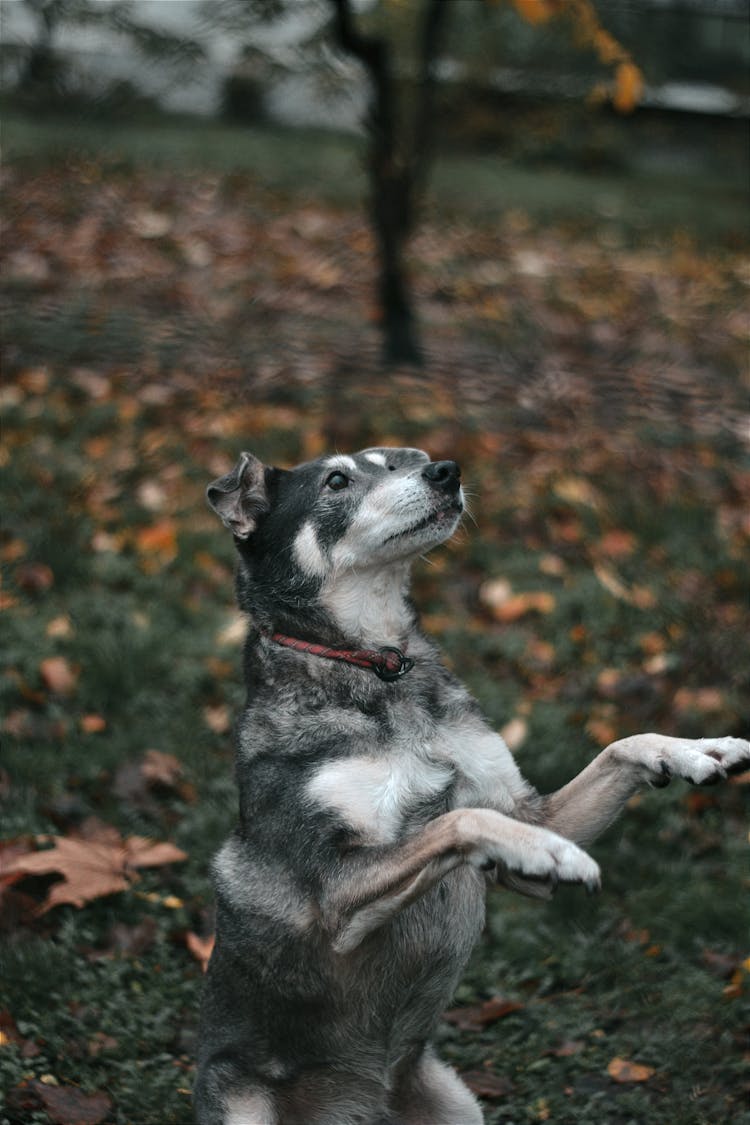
left=1, top=3, right=749, bottom=1124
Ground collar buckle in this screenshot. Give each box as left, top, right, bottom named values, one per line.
left=373, top=647, right=415, bottom=682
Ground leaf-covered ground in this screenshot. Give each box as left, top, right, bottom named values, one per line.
left=1, top=114, right=749, bottom=1125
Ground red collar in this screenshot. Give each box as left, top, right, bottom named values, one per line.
left=269, top=632, right=414, bottom=682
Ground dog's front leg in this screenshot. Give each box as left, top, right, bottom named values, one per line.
left=322, top=807, right=601, bottom=954
left=543, top=734, right=750, bottom=847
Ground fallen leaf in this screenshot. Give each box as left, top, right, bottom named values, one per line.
left=460, top=1070, right=515, bottom=1099
left=46, top=615, right=74, bottom=639
left=598, top=529, right=636, bottom=558
left=36, top=1080, right=112, bottom=1125
left=489, top=592, right=556, bottom=623
left=500, top=717, right=528, bottom=751
left=140, top=749, right=183, bottom=789
left=443, top=996, right=524, bottom=1030
left=87, top=1031, right=119, bottom=1056
left=185, top=931, right=215, bottom=972
left=80, top=714, right=106, bottom=734
left=674, top=687, right=725, bottom=713
left=607, top=1057, right=655, bottom=1083
left=1, top=830, right=186, bottom=913
left=39, top=656, right=79, bottom=696
left=216, top=613, right=247, bottom=646
left=478, top=577, right=513, bottom=610
left=106, top=916, right=158, bottom=956
left=16, top=562, right=54, bottom=593
left=554, top=475, right=601, bottom=509
left=723, top=968, right=744, bottom=1000
left=203, top=704, right=231, bottom=734
left=546, top=1039, right=585, bottom=1058
left=136, top=519, right=178, bottom=562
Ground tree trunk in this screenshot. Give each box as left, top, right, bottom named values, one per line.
left=330, top=0, right=447, bottom=368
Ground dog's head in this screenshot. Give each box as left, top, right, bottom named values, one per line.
left=206, top=447, right=463, bottom=640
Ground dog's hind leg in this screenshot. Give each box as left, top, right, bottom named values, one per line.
left=542, top=734, right=750, bottom=847
left=223, top=1089, right=277, bottom=1125
left=193, top=1068, right=277, bottom=1125
left=390, top=1046, right=483, bottom=1125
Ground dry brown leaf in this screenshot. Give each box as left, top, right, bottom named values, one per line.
left=204, top=704, right=231, bottom=734
left=185, top=931, right=215, bottom=972
left=607, top=1057, right=655, bottom=1083
left=32, top=1080, right=112, bottom=1125
left=492, top=592, right=556, bottom=623
left=500, top=717, right=528, bottom=751
left=1, top=830, right=186, bottom=913
left=39, top=657, right=79, bottom=696
left=16, top=562, right=54, bottom=593
left=140, top=749, right=183, bottom=788
left=598, top=529, right=637, bottom=558
left=460, top=1070, right=515, bottom=1099
left=135, top=519, right=178, bottom=568
left=443, top=996, right=524, bottom=1031
left=46, top=615, right=73, bottom=639
left=80, top=714, right=106, bottom=734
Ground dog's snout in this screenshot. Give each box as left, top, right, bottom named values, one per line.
left=422, top=460, right=461, bottom=492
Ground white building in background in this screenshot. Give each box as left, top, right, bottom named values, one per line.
left=0, top=0, right=747, bottom=123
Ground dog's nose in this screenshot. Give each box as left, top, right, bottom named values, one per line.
left=422, top=460, right=461, bottom=492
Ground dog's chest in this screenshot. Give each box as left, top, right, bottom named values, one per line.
left=306, top=718, right=521, bottom=844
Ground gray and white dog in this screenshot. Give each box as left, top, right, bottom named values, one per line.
left=195, top=446, right=748, bottom=1125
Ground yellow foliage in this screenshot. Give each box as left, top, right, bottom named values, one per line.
left=613, top=61, right=644, bottom=114
left=511, top=0, right=554, bottom=25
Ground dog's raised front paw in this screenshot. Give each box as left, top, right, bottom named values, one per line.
left=614, top=734, right=750, bottom=787
left=468, top=816, right=601, bottom=893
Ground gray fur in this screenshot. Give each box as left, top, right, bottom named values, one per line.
left=195, top=447, right=750, bottom=1125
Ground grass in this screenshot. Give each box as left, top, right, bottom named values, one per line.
left=2, top=102, right=748, bottom=241
left=1, top=109, right=749, bottom=1124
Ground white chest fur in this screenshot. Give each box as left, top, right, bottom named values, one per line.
left=429, top=723, right=530, bottom=812
left=306, top=720, right=530, bottom=843
left=307, top=750, right=454, bottom=845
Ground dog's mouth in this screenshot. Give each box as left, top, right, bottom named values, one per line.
left=383, top=501, right=463, bottom=546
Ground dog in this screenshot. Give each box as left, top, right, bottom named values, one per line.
left=194, top=446, right=749, bottom=1125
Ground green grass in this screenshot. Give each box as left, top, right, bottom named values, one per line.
left=1, top=119, right=748, bottom=1123
left=2, top=103, right=748, bottom=241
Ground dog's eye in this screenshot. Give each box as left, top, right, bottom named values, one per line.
left=325, top=471, right=350, bottom=491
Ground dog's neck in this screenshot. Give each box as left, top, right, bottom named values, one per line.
left=319, top=562, right=414, bottom=649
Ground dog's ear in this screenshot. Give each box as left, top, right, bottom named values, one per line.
left=206, top=452, right=270, bottom=539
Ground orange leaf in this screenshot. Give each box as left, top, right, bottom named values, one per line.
left=135, top=520, right=178, bottom=566
left=607, top=1057, right=655, bottom=1083
left=185, top=931, right=215, bottom=972
left=613, top=61, right=643, bottom=115
left=511, top=0, right=553, bottom=25
left=492, top=592, right=556, bottom=623
left=80, top=714, right=107, bottom=734
left=39, top=657, right=79, bottom=696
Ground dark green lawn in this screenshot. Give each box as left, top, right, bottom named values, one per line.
left=1, top=111, right=748, bottom=1125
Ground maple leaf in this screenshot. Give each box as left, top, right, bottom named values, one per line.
left=1, top=830, right=186, bottom=913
